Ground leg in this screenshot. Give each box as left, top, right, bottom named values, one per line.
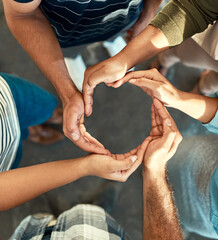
left=167, top=134, right=218, bottom=238
left=0, top=73, right=57, bottom=129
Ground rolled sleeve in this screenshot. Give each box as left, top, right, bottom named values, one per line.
left=203, top=111, right=218, bottom=134
left=150, top=0, right=218, bottom=47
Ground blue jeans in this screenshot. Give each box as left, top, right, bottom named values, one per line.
left=167, top=134, right=218, bottom=238
left=0, top=73, right=57, bottom=169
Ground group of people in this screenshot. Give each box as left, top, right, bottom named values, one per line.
left=1, top=0, right=218, bottom=239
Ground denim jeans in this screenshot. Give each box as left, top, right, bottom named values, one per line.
left=167, top=134, right=218, bottom=238
left=0, top=73, right=57, bottom=169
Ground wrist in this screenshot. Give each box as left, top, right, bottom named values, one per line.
left=143, top=164, right=166, bottom=179
left=75, top=156, right=90, bottom=177
left=60, top=88, right=81, bottom=106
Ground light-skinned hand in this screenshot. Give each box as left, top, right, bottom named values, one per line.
left=109, top=69, right=181, bottom=107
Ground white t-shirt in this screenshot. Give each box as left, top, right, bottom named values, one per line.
left=192, top=22, right=218, bottom=60
left=0, top=76, right=20, bottom=172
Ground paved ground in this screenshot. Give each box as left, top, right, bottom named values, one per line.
left=0, top=2, right=216, bottom=240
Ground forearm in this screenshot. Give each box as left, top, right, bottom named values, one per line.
left=116, top=25, right=169, bottom=70
left=141, top=0, right=162, bottom=20
left=173, top=91, right=218, bottom=124
left=143, top=168, right=183, bottom=240
left=3, top=4, right=77, bottom=101
left=0, top=158, right=86, bottom=211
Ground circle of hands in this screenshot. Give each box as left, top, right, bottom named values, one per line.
left=63, top=63, right=182, bottom=181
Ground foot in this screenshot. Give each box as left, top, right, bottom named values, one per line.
left=150, top=57, right=169, bottom=76
left=46, top=108, right=63, bottom=125
left=28, top=125, right=64, bottom=144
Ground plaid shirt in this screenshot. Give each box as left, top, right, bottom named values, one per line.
left=10, top=205, right=131, bottom=240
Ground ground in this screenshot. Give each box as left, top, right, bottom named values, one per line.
left=0, top=2, right=216, bottom=240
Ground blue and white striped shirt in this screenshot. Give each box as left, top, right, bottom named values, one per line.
left=0, top=77, right=20, bottom=172
left=14, top=0, right=144, bottom=47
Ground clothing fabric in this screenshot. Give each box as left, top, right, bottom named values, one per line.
left=0, top=73, right=57, bottom=169
left=167, top=134, right=218, bottom=238
left=0, top=76, right=20, bottom=172
left=192, top=22, right=218, bottom=61
left=13, top=0, right=144, bottom=48
left=10, top=204, right=130, bottom=240
left=150, top=0, right=218, bottom=47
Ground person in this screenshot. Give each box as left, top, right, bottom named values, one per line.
left=122, top=70, right=218, bottom=238
left=0, top=72, right=143, bottom=211
left=2, top=0, right=163, bottom=154
left=0, top=72, right=64, bottom=171
left=150, top=22, right=218, bottom=96
left=9, top=99, right=184, bottom=240
left=121, top=69, right=218, bottom=131
left=82, top=0, right=218, bottom=117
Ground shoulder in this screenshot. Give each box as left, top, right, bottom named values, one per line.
left=3, top=0, right=42, bottom=15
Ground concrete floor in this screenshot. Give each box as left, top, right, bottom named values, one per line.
left=0, top=3, right=216, bottom=240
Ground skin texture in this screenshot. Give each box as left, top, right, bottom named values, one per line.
left=0, top=153, right=142, bottom=211
left=126, top=0, right=162, bottom=41
left=121, top=69, right=218, bottom=124
left=83, top=25, right=169, bottom=116
left=2, top=0, right=108, bottom=154
left=142, top=98, right=183, bottom=240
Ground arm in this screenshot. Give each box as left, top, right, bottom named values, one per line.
left=123, top=69, right=218, bottom=124
left=142, top=98, right=183, bottom=240
left=83, top=0, right=217, bottom=114
left=2, top=0, right=107, bottom=154
left=127, top=0, right=163, bottom=41
left=0, top=154, right=139, bottom=211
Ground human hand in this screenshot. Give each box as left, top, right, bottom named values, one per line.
left=83, top=55, right=128, bottom=116
left=62, top=91, right=108, bottom=154
left=144, top=98, right=183, bottom=172
left=84, top=141, right=149, bottom=181
left=109, top=69, right=181, bottom=107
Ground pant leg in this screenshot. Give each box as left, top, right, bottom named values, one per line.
left=159, top=38, right=218, bottom=72
left=0, top=73, right=57, bottom=130
left=167, top=134, right=218, bottom=239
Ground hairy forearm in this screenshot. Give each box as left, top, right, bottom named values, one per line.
left=143, top=168, right=183, bottom=240
left=174, top=91, right=218, bottom=124
left=116, top=25, right=169, bottom=69
left=0, top=158, right=86, bottom=211
left=3, top=5, right=77, bottom=101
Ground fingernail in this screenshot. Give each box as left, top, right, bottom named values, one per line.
left=166, top=119, right=172, bottom=127
left=129, top=79, right=136, bottom=83
left=72, top=132, right=79, bottom=141
left=131, top=155, right=137, bottom=163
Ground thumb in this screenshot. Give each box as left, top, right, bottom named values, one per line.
left=160, top=118, right=176, bottom=152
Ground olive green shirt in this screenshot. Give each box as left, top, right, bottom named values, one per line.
left=150, top=0, right=218, bottom=47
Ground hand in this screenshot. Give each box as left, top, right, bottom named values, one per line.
left=144, top=98, right=183, bottom=172
left=83, top=55, right=128, bottom=116
left=84, top=144, right=149, bottom=181
left=62, top=91, right=108, bottom=154
left=110, top=69, right=181, bottom=107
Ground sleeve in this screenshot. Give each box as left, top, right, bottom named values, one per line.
left=150, top=0, right=218, bottom=47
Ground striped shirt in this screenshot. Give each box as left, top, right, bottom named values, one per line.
left=0, top=76, right=20, bottom=172
left=14, top=0, right=144, bottom=48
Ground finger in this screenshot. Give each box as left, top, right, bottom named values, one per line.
left=153, top=98, right=178, bottom=132
left=77, top=136, right=109, bottom=154
left=83, top=84, right=94, bottom=116
left=159, top=119, right=177, bottom=152
left=111, top=155, right=138, bottom=171
left=111, top=79, right=125, bottom=88
left=167, top=132, right=183, bottom=159
left=129, top=78, right=160, bottom=93
left=84, top=131, right=105, bottom=149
